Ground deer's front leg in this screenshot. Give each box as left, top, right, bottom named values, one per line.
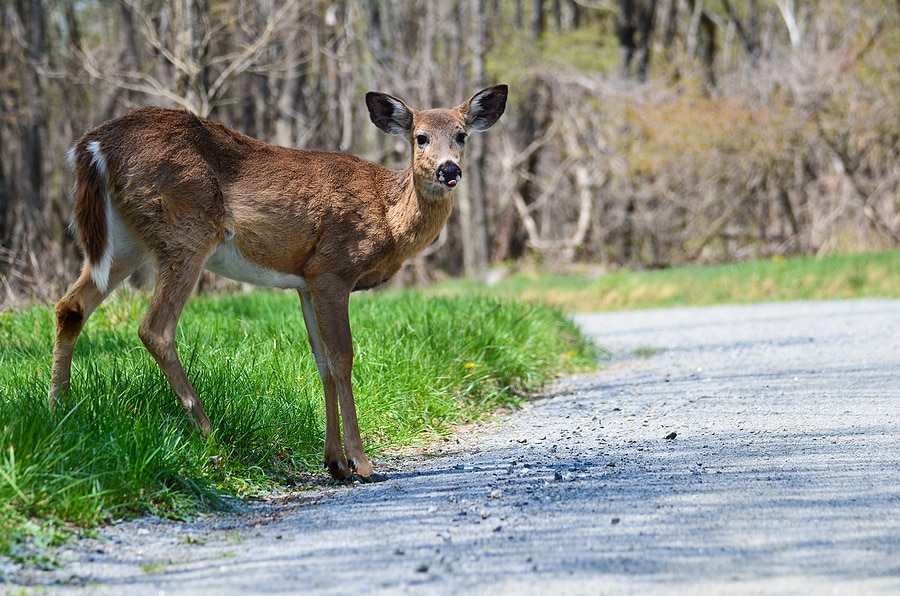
left=299, top=287, right=351, bottom=480
left=301, top=279, right=386, bottom=483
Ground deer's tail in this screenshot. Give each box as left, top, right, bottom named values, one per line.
left=67, top=139, right=114, bottom=293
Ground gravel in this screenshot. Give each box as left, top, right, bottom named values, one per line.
left=6, top=299, right=900, bottom=594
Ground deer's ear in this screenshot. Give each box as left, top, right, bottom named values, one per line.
left=460, top=84, right=508, bottom=132
left=366, top=92, right=414, bottom=136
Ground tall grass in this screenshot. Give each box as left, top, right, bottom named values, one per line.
left=0, top=290, right=595, bottom=556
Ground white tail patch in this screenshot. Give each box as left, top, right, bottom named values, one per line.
left=65, top=146, right=77, bottom=171
left=65, top=147, right=80, bottom=244
left=87, top=141, right=108, bottom=177
left=85, top=141, right=115, bottom=293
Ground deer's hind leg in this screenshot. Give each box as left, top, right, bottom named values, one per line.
left=137, top=246, right=216, bottom=434
left=132, top=209, right=223, bottom=433
left=118, top=166, right=228, bottom=433
left=50, top=253, right=145, bottom=405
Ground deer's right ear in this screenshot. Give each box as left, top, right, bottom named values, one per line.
left=366, top=92, right=414, bottom=136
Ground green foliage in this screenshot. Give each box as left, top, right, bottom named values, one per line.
left=431, top=251, right=900, bottom=313
left=481, top=3, right=900, bottom=268
left=486, top=24, right=618, bottom=85
left=0, top=290, right=594, bottom=557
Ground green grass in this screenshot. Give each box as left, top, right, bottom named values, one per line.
left=428, top=251, right=900, bottom=313
left=0, top=290, right=595, bottom=559
left=2, top=249, right=895, bottom=561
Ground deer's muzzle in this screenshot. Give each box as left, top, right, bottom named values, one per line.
left=437, top=161, right=462, bottom=188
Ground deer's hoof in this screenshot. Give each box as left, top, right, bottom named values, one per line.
left=355, top=471, right=389, bottom=483
left=326, top=459, right=352, bottom=480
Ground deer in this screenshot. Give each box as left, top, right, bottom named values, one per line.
left=49, top=85, right=508, bottom=483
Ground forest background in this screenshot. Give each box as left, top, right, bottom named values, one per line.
left=1, top=0, right=898, bottom=309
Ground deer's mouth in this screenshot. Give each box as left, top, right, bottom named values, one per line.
left=419, top=179, right=454, bottom=200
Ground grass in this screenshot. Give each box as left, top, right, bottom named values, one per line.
left=426, top=251, right=900, bottom=312
left=0, top=289, right=596, bottom=560
left=1, top=249, right=895, bottom=562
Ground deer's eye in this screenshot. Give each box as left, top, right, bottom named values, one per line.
left=415, top=134, right=429, bottom=148
left=456, top=132, right=468, bottom=145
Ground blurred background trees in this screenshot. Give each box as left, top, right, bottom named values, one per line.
left=1, top=0, right=898, bottom=306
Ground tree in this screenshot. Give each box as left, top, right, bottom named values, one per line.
left=78, top=0, right=302, bottom=118
left=617, top=0, right=657, bottom=80
left=0, top=0, right=898, bottom=308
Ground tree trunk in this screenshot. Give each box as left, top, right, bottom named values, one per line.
left=617, top=0, right=657, bottom=80
left=461, top=0, right=490, bottom=277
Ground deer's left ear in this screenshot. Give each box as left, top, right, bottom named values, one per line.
left=460, top=84, right=508, bottom=132
left=366, top=92, right=415, bottom=136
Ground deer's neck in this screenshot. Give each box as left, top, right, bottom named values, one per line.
left=386, top=167, right=453, bottom=260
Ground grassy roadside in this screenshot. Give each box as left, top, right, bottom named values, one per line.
left=426, top=251, right=900, bottom=313
left=0, top=290, right=596, bottom=561
left=1, top=249, right=896, bottom=562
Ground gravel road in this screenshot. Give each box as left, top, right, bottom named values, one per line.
left=8, top=299, right=900, bottom=594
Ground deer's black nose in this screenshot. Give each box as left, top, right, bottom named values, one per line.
left=437, top=162, right=462, bottom=187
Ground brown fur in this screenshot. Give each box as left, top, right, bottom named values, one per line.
left=50, top=85, right=508, bottom=482
left=70, top=142, right=111, bottom=267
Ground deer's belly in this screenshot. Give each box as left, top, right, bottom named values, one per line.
left=204, top=239, right=307, bottom=289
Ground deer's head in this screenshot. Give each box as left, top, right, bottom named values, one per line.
left=366, top=85, right=508, bottom=200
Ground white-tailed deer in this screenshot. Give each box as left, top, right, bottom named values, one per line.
left=50, top=85, right=508, bottom=482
